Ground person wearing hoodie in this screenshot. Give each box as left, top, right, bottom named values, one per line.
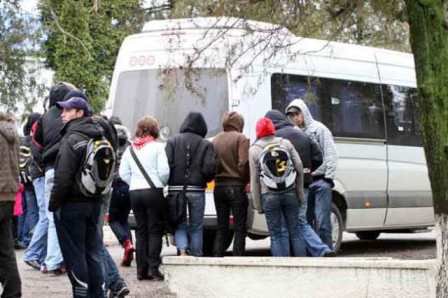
left=212, top=111, right=250, bottom=257
left=165, top=112, right=216, bottom=257
left=16, top=113, right=42, bottom=249
left=286, top=99, right=338, bottom=249
left=119, top=116, right=169, bottom=281
left=0, top=112, right=21, bottom=298
left=49, top=96, right=109, bottom=298
left=265, top=110, right=334, bottom=257
left=25, top=83, right=78, bottom=274
left=108, top=116, right=134, bottom=267
left=249, top=117, right=305, bottom=257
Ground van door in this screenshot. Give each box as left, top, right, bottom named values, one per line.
left=382, top=85, right=434, bottom=227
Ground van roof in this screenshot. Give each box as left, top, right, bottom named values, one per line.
left=142, top=17, right=294, bottom=36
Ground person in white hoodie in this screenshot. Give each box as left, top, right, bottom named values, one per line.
left=119, top=116, right=169, bottom=281
left=286, top=98, right=338, bottom=249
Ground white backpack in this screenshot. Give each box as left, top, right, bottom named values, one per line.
left=77, top=136, right=116, bottom=197
left=256, top=142, right=297, bottom=191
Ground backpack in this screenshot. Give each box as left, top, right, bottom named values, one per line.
left=256, top=141, right=297, bottom=191
left=19, top=144, right=33, bottom=184
left=77, top=135, right=116, bottom=197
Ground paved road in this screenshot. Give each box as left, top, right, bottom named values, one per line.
left=11, top=228, right=436, bottom=297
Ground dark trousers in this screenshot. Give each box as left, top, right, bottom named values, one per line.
left=213, top=185, right=248, bottom=256
left=54, top=202, right=105, bottom=298
left=130, top=188, right=165, bottom=277
left=109, top=220, right=132, bottom=245
left=109, top=181, right=132, bottom=245
left=0, top=202, right=21, bottom=298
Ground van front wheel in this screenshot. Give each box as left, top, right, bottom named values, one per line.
left=331, top=203, right=344, bottom=253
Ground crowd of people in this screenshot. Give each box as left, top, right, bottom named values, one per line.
left=0, top=81, right=338, bottom=298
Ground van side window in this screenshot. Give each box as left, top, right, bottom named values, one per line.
left=271, top=73, right=385, bottom=139
left=382, top=86, right=422, bottom=146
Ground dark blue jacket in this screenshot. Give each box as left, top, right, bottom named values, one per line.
left=265, top=110, right=322, bottom=187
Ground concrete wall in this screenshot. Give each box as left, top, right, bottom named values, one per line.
left=163, top=257, right=436, bottom=298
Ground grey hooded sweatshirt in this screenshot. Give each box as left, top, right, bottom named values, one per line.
left=286, top=99, right=338, bottom=181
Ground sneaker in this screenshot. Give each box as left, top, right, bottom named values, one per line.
left=322, top=250, right=336, bottom=257
left=109, top=280, right=130, bottom=298
left=48, top=266, right=66, bottom=276
left=148, top=269, right=164, bottom=281
left=15, top=240, right=27, bottom=249
left=24, top=260, right=41, bottom=270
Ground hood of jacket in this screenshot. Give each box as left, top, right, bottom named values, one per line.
left=285, top=99, right=314, bottom=129
left=62, top=117, right=104, bottom=139
left=179, top=112, right=208, bottom=137
left=265, top=110, right=293, bottom=130
left=223, top=111, right=244, bottom=132
left=0, top=119, right=18, bottom=145
left=255, top=117, right=275, bottom=139
left=49, top=82, right=77, bottom=107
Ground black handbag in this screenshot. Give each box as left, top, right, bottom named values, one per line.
left=166, top=144, right=192, bottom=228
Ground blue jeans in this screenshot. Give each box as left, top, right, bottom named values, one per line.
left=24, top=176, right=47, bottom=265
left=18, top=185, right=39, bottom=246
left=262, top=189, right=302, bottom=257
left=98, top=192, right=123, bottom=291
left=54, top=202, right=105, bottom=298
left=298, top=189, right=331, bottom=256
left=174, top=192, right=205, bottom=257
left=101, top=245, right=122, bottom=291
left=308, top=179, right=333, bottom=249
left=43, top=168, right=64, bottom=270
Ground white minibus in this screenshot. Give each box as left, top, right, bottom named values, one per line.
left=107, top=17, right=433, bottom=254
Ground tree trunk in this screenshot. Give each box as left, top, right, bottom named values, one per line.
left=405, top=1, right=448, bottom=297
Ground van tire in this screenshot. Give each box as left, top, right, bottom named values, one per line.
left=355, top=231, right=381, bottom=240
left=331, top=203, right=344, bottom=253
left=203, top=229, right=234, bottom=256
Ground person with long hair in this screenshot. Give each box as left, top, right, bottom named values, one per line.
left=119, top=116, right=169, bottom=281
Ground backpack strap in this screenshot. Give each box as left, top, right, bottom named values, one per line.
left=129, top=146, right=157, bottom=189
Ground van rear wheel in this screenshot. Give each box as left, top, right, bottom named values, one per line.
left=355, top=231, right=381, bottom=240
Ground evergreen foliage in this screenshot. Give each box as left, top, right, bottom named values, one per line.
left=39, top=0, right=145, bottom=112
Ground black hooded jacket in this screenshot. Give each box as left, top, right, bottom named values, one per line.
left=165, top=112, right=216, bottom=190
left=49, top=117, right=109, bottom=211
left=33, top=84, right=77, bottom=169
left=265, top=110, right=323, bottom=187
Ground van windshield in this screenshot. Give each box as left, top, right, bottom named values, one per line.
left=112, top=68, right=228, bottom=139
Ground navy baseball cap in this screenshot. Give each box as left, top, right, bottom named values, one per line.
left=57, top=97, right=92, bottom=116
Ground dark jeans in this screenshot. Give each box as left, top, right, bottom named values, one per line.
left=54, top=202, right=105, bottom=298
left=109, top=181, right=132, bottom=245
left=0, top=202, right=21, bottom=298
left=213, top=185, right=248, bottom=256
left=130, top=188, right=165, bottom=277
left=109, top=220, right=132, bottom=245
left=174, top=192, right=205, bottom=256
